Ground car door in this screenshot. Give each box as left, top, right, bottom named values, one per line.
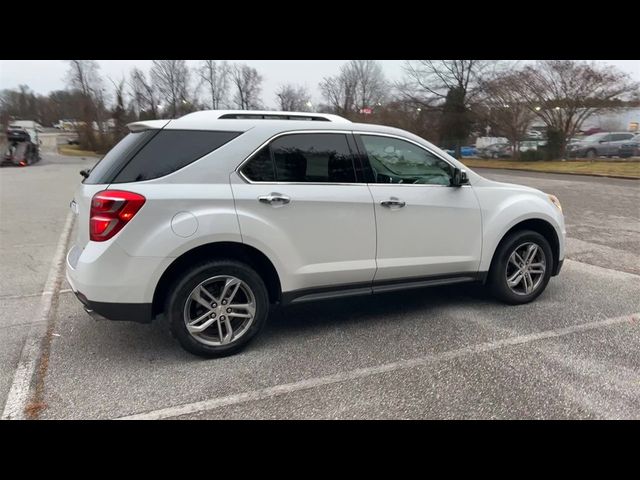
left=355, top=133, right=482, bottom=284
left=596, top=134, right=612, bottom=156
left=610, top=133, right=634, bottom=156
left=231, top=131, right=377, bottom=296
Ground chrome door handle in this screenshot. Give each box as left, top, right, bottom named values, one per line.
left=258, top=193, right=291, bottom=206
left=380, top=198, right=406, bottom=208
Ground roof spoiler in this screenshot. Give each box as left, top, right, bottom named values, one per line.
left=126, top=120, right=171, bottom=132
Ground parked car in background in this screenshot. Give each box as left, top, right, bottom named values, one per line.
left=460, top=145, right=477, bottom=157
left=618, top=134, right=640, bottom=158
left=442, top=146, right=477, bottom=158
left=567, top=132, right=636, bottom=158
left=526, top=130, right=544, bottom=139
left=478, top=143, right=512, bottom=159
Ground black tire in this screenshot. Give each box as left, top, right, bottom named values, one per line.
left=488, top=230, right=553, bottom=305
left=585, top=149, right=597, bottom=159
left=165, top=259, right=270, bottom=357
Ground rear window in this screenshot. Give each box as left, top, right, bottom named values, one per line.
left=84, top=130, right=157, bottom=184
left=84, top=130, right=242, bottom=184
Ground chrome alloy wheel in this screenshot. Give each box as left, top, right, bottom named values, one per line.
left=183, top=275, right=256, bottom=346
left=505, top=242, right=546, bottom=296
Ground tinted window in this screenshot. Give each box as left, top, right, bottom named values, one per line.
left=271, top=133, right=356, bottom=183
left=611, top=133, right=633, bottom=141
left=112, top=130, right=241, bottom=183
left=361, top=135, right=453, bottom=186
left=84, top=130, right=157, bottom=184
left=241, top=146, right=275, bottom=182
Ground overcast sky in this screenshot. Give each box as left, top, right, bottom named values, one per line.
left=1, top=60, right=638, bottom=109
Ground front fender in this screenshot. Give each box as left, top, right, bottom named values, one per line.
left=476, top=187, right=565, bottom=272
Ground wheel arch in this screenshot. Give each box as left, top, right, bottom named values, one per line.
left=488, top=218, right=560, bottom=276
left=152, top=241, right=282, bottom=317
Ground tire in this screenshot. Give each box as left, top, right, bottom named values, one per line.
left=585, top=149, right=597, bottom=159
left=488, top=230, right=553, bottom=305
left=165, top=259, right=270, bottom=357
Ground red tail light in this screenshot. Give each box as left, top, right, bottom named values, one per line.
left=90, top=190, right=145, bottom=242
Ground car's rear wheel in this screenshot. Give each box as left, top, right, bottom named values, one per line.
left=165, top=259, right=269, bottom=357
left=488, top=230, right=553, bottom=305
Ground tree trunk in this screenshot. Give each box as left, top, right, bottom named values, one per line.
left=513, top=139, right=520, bottom=160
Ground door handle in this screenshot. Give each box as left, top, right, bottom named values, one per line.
left=380, top=198, right=406, bottom=208
left=258, top=193, right=291, bottom=207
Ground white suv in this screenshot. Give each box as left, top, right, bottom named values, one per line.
left=66, top=110, right=566, bottom=357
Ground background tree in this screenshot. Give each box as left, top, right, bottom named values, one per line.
left=198, top=60, right=230, bottom=109
left=0, top=86, right=40, bottom=125
left=129, top=67, right=159, bottom=119
left=150, top=60, right=192, bottom=118
left=65, top=60, right=105, bottom=150
left=230, top=64, right=263, bottom=110
left=479, top=72, right=536, bottom=160
left=109, top=77, right=132, bottom=141
left=319, top=69, right=356, bottom=116
left=351, top=60, right=387, bottom=113
left=514, top=60, right=639, bottom=159
left=275, top=84, right=311, bottom=111
left=319, top=60, right=386, bottom=118
left=398, top=60, right=502, bottom=156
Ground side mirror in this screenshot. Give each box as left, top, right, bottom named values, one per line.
left=450, top=168, right=470, bottom=187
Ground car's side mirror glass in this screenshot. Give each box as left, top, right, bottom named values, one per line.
left=460, top=169, right=469, bottom=185
left=450, top=168, right=469, bottom=187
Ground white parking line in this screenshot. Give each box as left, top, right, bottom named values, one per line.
left=1, top=211, right=75, bottom=420
left=0, top=289, right=73, bottom=301
left=117, top=312, right=639, bottom=420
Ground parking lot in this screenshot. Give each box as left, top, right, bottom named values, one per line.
left=1, top=152, right=639, bottom=419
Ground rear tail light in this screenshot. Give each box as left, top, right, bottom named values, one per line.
left=90, top=190, right=145, bottom=242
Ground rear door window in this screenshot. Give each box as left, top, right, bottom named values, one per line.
left=240, top=146, right=275, bottom=182
left=271, top=133, right=356, bottom=183
left=240, top=133, right=358, bottom=183
left=611, top=133, right=633, bottom=142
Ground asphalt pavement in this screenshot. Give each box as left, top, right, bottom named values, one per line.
left=1, top=155, right=638, bottom=419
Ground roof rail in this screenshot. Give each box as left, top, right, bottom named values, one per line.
left=178, top=110, right=351, bottom=123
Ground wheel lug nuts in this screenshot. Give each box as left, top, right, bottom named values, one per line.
left=226, top=308, right=232, bottom=313
left=220, top=316, right=225, bottom=321
left=210, top=313, right=216, bottom=318
left=222, top=300, right=227, bottom=305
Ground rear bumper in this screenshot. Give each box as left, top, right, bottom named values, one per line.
left=73, top=289, right=152, bottom=323
left=66, top=240, right=170, bottom=323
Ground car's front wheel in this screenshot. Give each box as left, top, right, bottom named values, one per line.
left=165, top=259, right=270, bottom=357
left=488, top=230, right=553, bottom=305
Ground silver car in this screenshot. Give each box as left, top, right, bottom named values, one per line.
left=567, top=132, right=636, bottom=159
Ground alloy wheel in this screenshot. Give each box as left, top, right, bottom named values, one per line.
left=505, top=242, right=546, bottom=295
left=183, top=275, right=256, bottom=346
